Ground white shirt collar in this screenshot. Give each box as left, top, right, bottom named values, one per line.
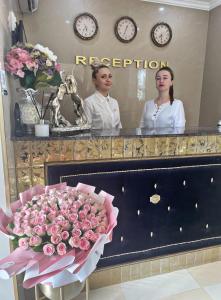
left=95, top=90, right=110, bottom=102
left=154, top=100, right=170, bottom=108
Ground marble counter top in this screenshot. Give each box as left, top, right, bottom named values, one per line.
left=11, top=126, right=221, bottom=140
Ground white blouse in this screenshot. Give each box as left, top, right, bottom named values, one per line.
left=139, top=99, right=186, bottom=128
left=83, top=91, right=122, bottom=130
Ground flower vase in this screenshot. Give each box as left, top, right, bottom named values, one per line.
left=37, top=280, right=85, bottom=300
left=18, top=88, right=40, bottom=135
left=35, top=119, right=49, bottom=137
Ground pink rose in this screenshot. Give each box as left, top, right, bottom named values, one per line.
left=55, top=215, right=65, bottom=223
left=73, top=221, right=81, bottom=230
left=29, top=236, right=42, bottom=247
left=36, top=215, right=46, bottom=224
left=60, top=220, right=71, bottom=230
left=91, top=217, right=99, bottom=228
left=84, top=230, right=95, bottom=241
left=12, top=227, right=24, bottom=236
left=99, top=209, right=107, bottom=218
left=55, top=63, right=61, bottom=72
left=87, top=213, right=95, bottom=220
left=75, top=200, right=83, bottom=209
left=61, top=231, right=69, bottom=240
left=57, top=242, right=67, bottom=256
left=47, top=224, right=61, bottom=236
left=51, top=234, right=62, bottom=245
left=24, top=226, right=32, bottom=236
left=91, top=206, right=98, bottom=214
left=68, top=213, right=78, bottom=223
left=18, top=237, right=29, bottom=249
left=71, top=228, right=81, bottom=237
left=79, top=238, right=90, bottom=251
left=26, top=60, right=37, bottom=70
left=95, top=225, right=106, bottom=234
left=83, top=204, right=91, bottom=213
left=100, top=221, right=108, bottom=228
left=70, top=206, right=78, bottom=213
left=33, top=225, right=46, bottom=236
left=69, top=236, right=80, bottom=248
left=24, top=209, right=31, bottom=216
left=30, top=217, right=39, bottom=226
left=81, top=220, right=91, bottom=231
left=61, top=209, right=69, bottom=217
left=43, top=244, right=55, bottom=256
left=14, top=220, right=21, bottom=228
left=47, top=211, right=57, bottom=222
left=78, top=210, right=86, bottom=220
left=90, top=232, right=99, bottom=243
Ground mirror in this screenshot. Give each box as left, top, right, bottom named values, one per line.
left=21, top=0, right=213, bottom=131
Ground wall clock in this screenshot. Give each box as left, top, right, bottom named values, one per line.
left=73, top=13, right=98, bottom=40
left=114, top=16, right=137, bottom=43
left=151, top=22, right=172, bottom=47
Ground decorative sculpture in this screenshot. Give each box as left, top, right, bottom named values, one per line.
left=50, top=74, right=90, bottom=133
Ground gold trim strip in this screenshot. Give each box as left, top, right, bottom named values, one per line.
left=99, top=235, right=221, bottom=261
left=61, top=162, right=221, bottom=181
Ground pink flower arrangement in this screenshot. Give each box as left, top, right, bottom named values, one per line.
left=5, top=43, right=62, bottom=89
left=0, top=183, right=118, bottom=288
left=7, top=186, right=109, bottom=256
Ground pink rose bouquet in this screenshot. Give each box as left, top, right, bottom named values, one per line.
left=0, top=183, right=118, bottom=288
left=5, top=43, right=62, bottom=89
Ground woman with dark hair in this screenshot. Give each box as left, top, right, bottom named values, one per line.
left=83, top=64, right=122, bottom=130
left=140, top=66, right=185, bottom=128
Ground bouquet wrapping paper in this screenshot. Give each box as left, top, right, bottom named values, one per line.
left=0, top=182, right=118, bottom=288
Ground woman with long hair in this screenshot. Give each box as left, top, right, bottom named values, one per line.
left=140, top=66, right=185, bottom=128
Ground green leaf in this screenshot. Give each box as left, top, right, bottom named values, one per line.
left=47, top=71, right=62, bottom=87
left=34, top=70, right=62, bottom=89
left=12, top=238, right=19, bottom=249
left=8, top=223, right=15, bottom=229
left=19, top=71, right=36, bottom=89
left=32, top=245, right=43, bottom=252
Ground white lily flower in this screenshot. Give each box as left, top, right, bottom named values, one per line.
left=34, top=44, right=57, bottom=61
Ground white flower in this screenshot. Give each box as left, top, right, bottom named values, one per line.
left=34, top=44, right=57, bottom=62
left=46, top=59, right=53, bottom=67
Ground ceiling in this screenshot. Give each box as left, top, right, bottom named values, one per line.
left=141, top=0, right=221, bottom=10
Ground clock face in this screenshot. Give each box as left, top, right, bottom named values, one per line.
left=115, top=17, right=137, bottom=43
left=151, top=22, right=172, bottom=47
left=73, top=13, right=98, bottom=40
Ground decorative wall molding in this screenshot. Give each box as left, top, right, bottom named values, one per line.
left=210, top=0, right=221, bottom=10
left=141, top=0, right=221, bottom=11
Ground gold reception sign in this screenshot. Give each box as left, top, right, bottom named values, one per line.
left=75, top=56, right=168, bottom=69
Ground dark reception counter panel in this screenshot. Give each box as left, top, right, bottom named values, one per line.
left=46, top=155, right=221, bottom=268
left=11, top=127, right=221, bottom=270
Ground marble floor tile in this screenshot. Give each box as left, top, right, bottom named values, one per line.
left=188, top=261, right=221, bottom=287
left=75, top=284, right=126, bottom=300
left=75, top=261, right=221, bottom=300
left=120, top=270, right=199, bottom=300
left=204, top=283, right=221, bottom=300
left=163, top=288, right=212, bottom=300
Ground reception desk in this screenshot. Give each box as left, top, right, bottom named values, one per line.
left=11, top=127, right=221, bottom=288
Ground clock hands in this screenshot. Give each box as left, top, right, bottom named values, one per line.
left=124, top=25, right=128, bottom=36
left=83, top=24, right=88, bottom=33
